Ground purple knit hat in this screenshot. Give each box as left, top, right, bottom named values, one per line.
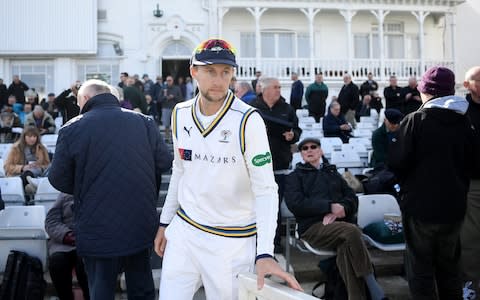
left=417, top=66, right=455, bottom=97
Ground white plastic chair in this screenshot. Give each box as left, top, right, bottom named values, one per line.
left=341, top=143, right=367, bottom=156
left=353, top=129, right=373, bottom=138
left=0, top=159, right=4, bottom=177
left=330, top=151, right=364, bottom=169
left=0, top=206, right=48, bottom=272
left=0, top=177, right=25, bottom=205
left=40, top=134, right=58, bottom=148
left=298, top=116, right=316, bottom=124
left=0, top=143, right=13, bottom=159
left=356, top=122, right=375, bottom=130
left=296, top=109, right=309, bottom=119
left=320, top=137, right=343, bottom=151
left=349, top=137, right=371, bottom=149
left=357, top=194, right=405, bottom=251
left=378, top=108, right=386, bottom=128
left=34, top=178, right=61, bottom=213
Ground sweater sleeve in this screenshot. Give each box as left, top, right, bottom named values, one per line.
left=243, top=112, right=278, bottom=257
left=284, top=172, right=331, bottom=217
left=45, top=195, right=72, bottom=243
left=159, top=109, right=183, bottom=225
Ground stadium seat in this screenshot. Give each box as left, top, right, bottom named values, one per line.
left=357, top=194, right=405, bottom=251
left=0, top=143, right=13, bottom=159
left=34, top=178, right=61, bottom=213
left=0, top=205, right=48, bottom=272
left=341, top=143, right=367, bottom=157
left=349, top=137, right=372, bottom=150
left=330, top=151, right=364, bottom=168
left=296, top=109, right=309, bottom=119
left=41, top=134, right=58, bottom=148
left=320, top=137, right=343, bottom=151
left=0, top=177, right=25, bottom=205
left=0, top=159, right=4, bottom=177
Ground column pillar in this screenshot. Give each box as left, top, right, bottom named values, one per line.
left=218, top=7, right=229, bottom=37
left=247, top=7, right=268, bottom=70
left=340, top=10, right=357, bottom=75
left=449, top=12, right=456, bottom=71
left=371, top=9, right=390, bottom=80
left=300, top=8, right=321, bottom=81
left=412, top=11, right=429, bottom=75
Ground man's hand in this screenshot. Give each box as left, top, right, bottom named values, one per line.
left=154, top=226, right=167, bottom=257
left=322, top=213, right=337, bottom=225
left=340, top=124, right=350, bottom=131
left=282, top=130, right=294, bottom=141
left=256, top=257, right=303, bottom=291
left=331, top=203, right=346, bottom=218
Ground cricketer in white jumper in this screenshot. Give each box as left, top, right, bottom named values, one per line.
left=159, top=90, right=283, bottom=299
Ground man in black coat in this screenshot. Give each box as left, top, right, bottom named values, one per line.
left=285, top=137, right=386, bottom=300
left=290, top=72, right=304, bottom=110
left=384, top=75, right=404, bottom=112
left=338, top=74, right=360, bottom=128
left=7, top=75, right=29, bottom=104
left=251, top=76, right=301, bottom=253
left=389, top=67, right=475, bottom=299
left=323, top=101, right=352, bottom=143
left=0, top=78, right=7, bottom=110
left=55, top=83, right=81, bottom=125
left=402, top=77, right=422, bottom=114
left=48, top=79, right=172, bottom=300
left=461, top=66, right=480, bottom=295
left=359, top=72, right=378, bottom=97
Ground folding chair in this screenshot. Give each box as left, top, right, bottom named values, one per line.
left=0, top=177, right=25, bottom=206
left=357, top=194, right=405, bottom=251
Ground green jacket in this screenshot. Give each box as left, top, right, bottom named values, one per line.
left=370, top=123, right=388, bottom=168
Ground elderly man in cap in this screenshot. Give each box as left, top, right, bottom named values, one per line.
left=370, top=108, right=403, bottom=168
left=285, top=137, right=386, bottom=300
left=389, top=66, right=475, bottom=299
left=155, top=38, right=301, bottom=300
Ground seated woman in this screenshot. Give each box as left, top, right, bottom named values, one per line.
left=323, top=101, right=353, bottom=143
left=285, top=137, right=386, bottom=300
left=4, top=126, right=50, bottom=195
left=45, top=193, right=90, bottom=300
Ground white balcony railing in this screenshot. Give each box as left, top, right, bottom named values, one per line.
left=238, top=273, right=317, bottom=300
left=235, top=58, right=454, bottom=82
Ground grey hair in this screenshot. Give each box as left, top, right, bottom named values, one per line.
left=78, top=79, right=112, bottom=98
left=237, top=81, right=253, bottom=92
left=259, top=77, right=279, bottom=93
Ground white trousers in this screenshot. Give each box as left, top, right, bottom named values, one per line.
left=159, top=215, right=256, bottom=300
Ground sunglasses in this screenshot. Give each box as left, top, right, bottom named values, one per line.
left=301, top=145, right=319, bottom=151
left=194, top=39, right=237, bottom=55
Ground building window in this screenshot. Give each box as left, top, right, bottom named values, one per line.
left=77, top=63, right=119, bottom=84
left=240, top=33, right=255, bottom=58
left=240, top=31, right=309, bottom=58
left=354, top=34, right=370, bottom=59
left=11, top=62, right=54, bottom=95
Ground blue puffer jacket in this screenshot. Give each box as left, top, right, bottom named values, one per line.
left=48, top=93, right=172, bottom=257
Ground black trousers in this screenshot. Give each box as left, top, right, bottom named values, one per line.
left=403, top=216, right=463, bottom=300
left=274, top=174, right=286, bottom=249
left=48, top=250, right=90, bottom=300
left=83, top=248, right=155, bottom=300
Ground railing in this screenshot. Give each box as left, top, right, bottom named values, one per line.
left=235, top=58, right=454, bottom=82
left=238, top=273, right=317, bottom=300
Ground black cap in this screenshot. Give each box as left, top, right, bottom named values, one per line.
left=384, top=109, right=404, bottom=125
left=47, top=93, right=55, bottom=97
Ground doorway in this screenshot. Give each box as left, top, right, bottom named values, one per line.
left=161, top=59, right=190, bottom=83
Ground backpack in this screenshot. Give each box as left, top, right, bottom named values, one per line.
left=0, top=250, right=46, bottom=300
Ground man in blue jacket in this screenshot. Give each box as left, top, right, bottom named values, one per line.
left=48, top=79, right=172, bottom=300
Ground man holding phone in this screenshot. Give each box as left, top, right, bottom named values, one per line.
left=250, top=77, right=302, bottom=253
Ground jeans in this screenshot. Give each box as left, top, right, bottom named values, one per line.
left=83, top=248, right=155, bottom=300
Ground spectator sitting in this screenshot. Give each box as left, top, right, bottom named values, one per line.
left=3, top=127, right=50, bottom=195
left=40, top=93, right=59, bottom=119
left=25, top=105, right=56, bottom=135
left=356, top=94, right=374, bottom=122
left=25, top=89, right=39, bottom=106
left=45, top=193, right=90, bottom=300
left=370, top=109, right=403, bottom=168
left=234, top=81, right=256, bottom=104
left=370, top=91, right=384, bottom=113
left=323, top=101, right=352, bottom=143
left=285, top=137, right=386, bottom=300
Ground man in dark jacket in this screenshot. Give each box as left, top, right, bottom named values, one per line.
left=402, top=77, right=422, bottom=114
left=389, top=67, right=475, bottom=299
left=384, top=75, right=404, bottom=112
left=461, top=66, right=480, bottom=295
left=290, top=72, right=304, bottom=110
left=0, top=78, right=7, bottom=110
left=7, top=75, right=29, bottom=104
left=48, top=79, right=173, bottom=300
left=323, top=101, right=352, bottom=143
left=305, top=73, right=328, bottom=122
left=370, top=109, right=403, bottom=168
left=359, top=72, right=379, bottom=97
left=123, top=77, right=148, bottom=114
left=55, top=83, right=81, bottom=125
left=285, top=137, right=386, bottom=300
left=338, top=74, right=360, bottom=128
left=251, top=76, right=301, bottom=253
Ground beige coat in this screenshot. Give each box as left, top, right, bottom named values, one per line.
left=4, top=143, right=50, bottom=177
